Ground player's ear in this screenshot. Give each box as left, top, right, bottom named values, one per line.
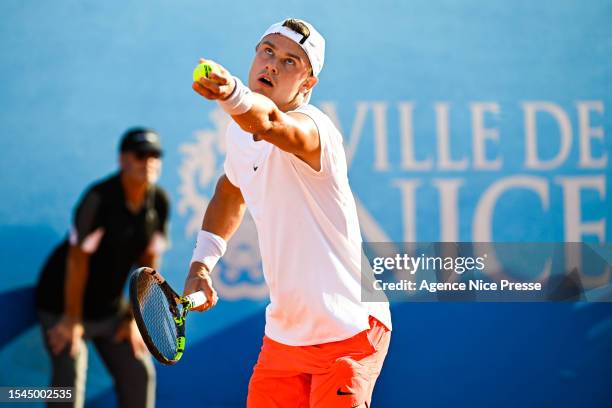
left=301, top=76, right=318, bottom=94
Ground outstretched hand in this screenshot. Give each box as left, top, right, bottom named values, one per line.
left=192, top=58, right=236, bottom=101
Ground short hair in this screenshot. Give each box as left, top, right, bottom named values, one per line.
left=281, top=18, right=314, bottom=76
left=282, top=19, right=310, bottom=43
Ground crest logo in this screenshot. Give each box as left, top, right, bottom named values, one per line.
left=178, top=108, right=268, bottom=300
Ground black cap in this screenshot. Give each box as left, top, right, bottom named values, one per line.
left=119, top=127, right=163, bottom=156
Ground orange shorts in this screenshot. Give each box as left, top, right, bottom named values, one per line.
left=247, top=316, right=391, bottom=408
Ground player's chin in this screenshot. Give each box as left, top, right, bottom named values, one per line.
left=146, top=170, right=160, bottom=184
left=252, top=85, right=273, bottom=97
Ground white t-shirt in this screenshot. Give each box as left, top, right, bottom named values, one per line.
left=223, top=103, right=391, bottom=346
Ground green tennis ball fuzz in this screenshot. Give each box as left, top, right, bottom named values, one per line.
left=192, top=62, right=217, bottom=82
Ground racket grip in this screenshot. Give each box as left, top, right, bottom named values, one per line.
left=185, top=291, right=207, bottom=309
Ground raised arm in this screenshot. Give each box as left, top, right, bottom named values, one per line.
left=192, top=60, right=321, bottom=170
left=231, top=95, right=320, bottom=167
left=183, top=175, right=246, bottom=311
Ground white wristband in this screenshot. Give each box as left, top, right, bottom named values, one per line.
left=218, top=76, right=254, bottom=116
left=190, top=230, right=227, bottom=272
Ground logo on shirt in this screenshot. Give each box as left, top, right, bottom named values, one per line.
left=178, top=108, right=268, bottom=301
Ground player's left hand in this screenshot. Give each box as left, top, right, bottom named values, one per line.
left=183, top=262, right=219, bottom=312
left=114, top=318, right=148, bottom=358
left=192, top=58, right=236, bottom=101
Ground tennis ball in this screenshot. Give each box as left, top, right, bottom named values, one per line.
left=192, top=61, right=217, bottom=82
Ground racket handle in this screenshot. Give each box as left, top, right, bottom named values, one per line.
left=185, top=291, right=207, bottom=309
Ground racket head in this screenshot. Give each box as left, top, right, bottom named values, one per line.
left=129, top=267, right=186, bottom=365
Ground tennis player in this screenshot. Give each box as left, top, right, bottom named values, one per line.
left=185, top=18, right=392, bottom=407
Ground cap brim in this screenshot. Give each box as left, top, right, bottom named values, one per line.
left=124, top=144, right=163, bottom=156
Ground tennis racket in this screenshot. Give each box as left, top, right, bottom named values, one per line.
left=129, top=267, right=206, bottom=365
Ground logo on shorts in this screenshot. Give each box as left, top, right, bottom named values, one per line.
left=178, top=108, right=268, bottom=301
left=336, top=387, right=354, bottom=396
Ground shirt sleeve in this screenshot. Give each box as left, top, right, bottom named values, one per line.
left=223, top=125, right=239, bottom=186
left=287, top=105, right=336, bottom=177
left=224, top=157, right=239, bottom=186
left=69, top=188, right=104, bottom=253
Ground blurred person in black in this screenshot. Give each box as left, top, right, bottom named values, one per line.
left=35, top=127, right=170, bottom=408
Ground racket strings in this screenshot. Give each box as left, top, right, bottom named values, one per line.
left=136, top=275, right=179, bottom=360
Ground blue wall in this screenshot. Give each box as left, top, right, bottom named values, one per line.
left=0, top=0, right=610, bottom=406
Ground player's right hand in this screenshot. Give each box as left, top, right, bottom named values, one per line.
left=192, top=58, right=236, bottom=102
left=183, top=262, right=219, bottom=312
left=47, top=317, right=84, bottom=357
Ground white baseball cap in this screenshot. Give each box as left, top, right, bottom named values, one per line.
left=259, top=18, right=325, bottom=77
